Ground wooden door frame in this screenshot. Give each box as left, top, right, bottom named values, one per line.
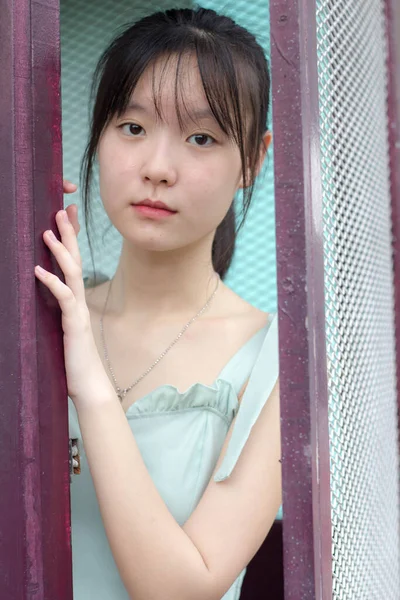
left=269, top=1, right=333, bottom=598
left=0, top=0, right=72, bottom=598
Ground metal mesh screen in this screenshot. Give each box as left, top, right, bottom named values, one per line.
left=316, top=1, right=400, bottom=597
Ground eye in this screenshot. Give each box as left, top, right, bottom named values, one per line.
left=120, top=123, right=145, bottom=136
left=187, top=134, right=215, bottom=147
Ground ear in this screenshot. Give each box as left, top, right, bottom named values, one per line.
left=237, top=130, right=273, bottom=189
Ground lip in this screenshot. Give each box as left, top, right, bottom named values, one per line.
left=134, top=199, right=176, bottom=212
left=132, top=201, right=177, bottom=220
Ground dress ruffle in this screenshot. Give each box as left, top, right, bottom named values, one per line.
left=125, top=378, right=239, bottom=421
left=69, top=378, right=240, bottom=439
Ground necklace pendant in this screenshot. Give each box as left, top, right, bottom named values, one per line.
left=117, top=389, right=127, bottom=402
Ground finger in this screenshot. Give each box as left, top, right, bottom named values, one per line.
left=65, top=204, right=81, bottom=235
left=34, top=264, right=79, bottom=320
left=55, top=210, right=83, bottom=269
left=63, top=179, right=78, bottom=193
left=42, top=218, right=85, bottom=302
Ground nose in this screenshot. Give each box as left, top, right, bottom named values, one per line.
left=140, top=138, right=178, bottom=187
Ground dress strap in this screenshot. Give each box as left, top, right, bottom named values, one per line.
left=213, top=312, right=279, bottom=482
left=216, top=317, right=272, bottom=396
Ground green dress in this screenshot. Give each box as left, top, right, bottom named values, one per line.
left=68, top=296, right=280, bottom=599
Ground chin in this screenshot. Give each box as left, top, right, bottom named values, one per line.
left=121, top=231, right=184, bottom=253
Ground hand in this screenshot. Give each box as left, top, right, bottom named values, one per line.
left=34, top=179, right=115, bottom=409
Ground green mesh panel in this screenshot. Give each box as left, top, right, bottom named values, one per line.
left=60, top=0, right=276, bottom=313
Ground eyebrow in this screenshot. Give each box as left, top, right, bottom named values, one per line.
left=124, top=101, right=216, bottom=123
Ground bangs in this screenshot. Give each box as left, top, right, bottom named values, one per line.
left=145, top=48, right=254, bottom=147
left=95, top=43, right=257, bottom=151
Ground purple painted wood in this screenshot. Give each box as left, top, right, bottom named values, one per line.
left=0, top=0, right=73, bottom=598
left=269, top=1, right=333, bottom=599
left=385, top=2, right=400, bottom=459
left=240, top=521, right=284, bottom=599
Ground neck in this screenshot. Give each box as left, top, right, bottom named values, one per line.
left=107, top=237, right=220, bottom=324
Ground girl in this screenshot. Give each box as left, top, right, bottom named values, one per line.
left=36, top=7, right=281, bottom=600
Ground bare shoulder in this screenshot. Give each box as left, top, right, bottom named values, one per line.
left=216, top=281, right=270, bottom=337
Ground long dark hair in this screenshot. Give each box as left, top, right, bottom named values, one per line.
left=80, top=7, right=271, bottom=281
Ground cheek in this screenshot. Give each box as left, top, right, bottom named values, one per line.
left=98, top=140, right=119, bottom=177
left=98, top=142, right=112, bottom=185
left=98, top=141, right=128, bottom=203
left=186, top=156, right=240, bottom=209
left=183, top=174, right=236, bottom=232
left=192, top=147, right=239, bottom=180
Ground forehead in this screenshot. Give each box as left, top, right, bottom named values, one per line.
left=128, top=53, right=213, bottom=124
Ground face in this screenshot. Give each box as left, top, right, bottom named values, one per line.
left=97, top=54, right=245, bottom=253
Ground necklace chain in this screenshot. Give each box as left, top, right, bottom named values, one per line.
left=99, top=274, right=220, bottom=402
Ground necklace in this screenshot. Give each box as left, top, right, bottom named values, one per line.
left=99, top=273, right=221, bottom=402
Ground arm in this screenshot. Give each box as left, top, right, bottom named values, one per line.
left=35, top=204, right=281, bottom=600
left=77, top=377, right=281, bottom=600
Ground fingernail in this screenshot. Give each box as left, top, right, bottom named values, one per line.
left=62, top=210, right=70, bottom=223
left=47, top=230, right=57, bottom=241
